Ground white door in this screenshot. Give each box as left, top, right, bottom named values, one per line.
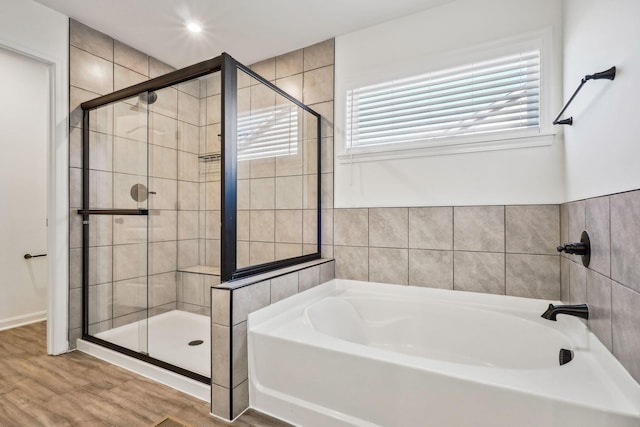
left=0, top=46, right=49, bottom=329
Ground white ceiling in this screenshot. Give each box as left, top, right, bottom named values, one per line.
left=34, top=0, right=452, bottom=68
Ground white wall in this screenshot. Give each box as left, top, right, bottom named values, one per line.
left=0, top=0, right=69, bottom=353
left=563, top=0, right=640, bottom=201
left=0, top=47, right=49, bottom=328
left=334, top=0, right=564, bottom=207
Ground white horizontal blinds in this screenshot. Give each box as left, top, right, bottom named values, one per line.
left=237, top=102, right=299, bottom=160
left=347, top=50, right=540, bottom=148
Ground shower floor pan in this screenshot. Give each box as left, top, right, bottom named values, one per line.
left=77, top=310, right=211, bottom=401
left=94, top=310, right=210, bottom=377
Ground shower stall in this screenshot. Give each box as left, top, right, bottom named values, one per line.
left=78, top=54, right=321, bottom=384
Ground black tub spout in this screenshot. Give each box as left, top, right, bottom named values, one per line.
left=541, top=303, right=589, bottom=321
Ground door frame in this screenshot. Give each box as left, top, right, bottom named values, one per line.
left=0, top=40, right=69, bottom=355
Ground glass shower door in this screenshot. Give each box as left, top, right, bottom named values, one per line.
left=84, top=93, right=150, bottom=356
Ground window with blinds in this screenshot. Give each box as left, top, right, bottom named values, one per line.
left=346, top=50, right=541, bottom=150
left=237, top=104, right=299, bottom=161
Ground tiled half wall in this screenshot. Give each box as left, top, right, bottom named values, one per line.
left=210, top=259, right=335, bottom=419
left=561, top=189, right=640, bottom=383
left=333, top=205, right=561, bottom=300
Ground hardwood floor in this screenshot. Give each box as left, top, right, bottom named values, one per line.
left=0, top=322, right=290, bottom=427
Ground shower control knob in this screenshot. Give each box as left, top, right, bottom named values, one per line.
left=556, top=231, right=591, bottom=268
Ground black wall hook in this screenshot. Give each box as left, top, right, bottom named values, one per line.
left=553, top=66, right=616, bottom=126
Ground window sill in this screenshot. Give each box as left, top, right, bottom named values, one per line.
left=337, top=133, right=555, bottom=164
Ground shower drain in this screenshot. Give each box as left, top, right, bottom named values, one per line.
left=188, top=340, right=204, bottom=346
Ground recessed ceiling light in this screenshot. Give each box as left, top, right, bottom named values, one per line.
left=187, top=22, right=202, bottom=33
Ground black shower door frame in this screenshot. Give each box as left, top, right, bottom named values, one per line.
left=78, top=53, right=322, bottom=382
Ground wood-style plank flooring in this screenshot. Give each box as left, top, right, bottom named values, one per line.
left=0, top=322, right=289, bottom=427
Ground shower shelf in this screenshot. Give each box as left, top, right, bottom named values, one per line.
left=198, top=152, right=221, bottom=162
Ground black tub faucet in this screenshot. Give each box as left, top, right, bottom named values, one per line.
left=541, top=303, right=589, bottom=321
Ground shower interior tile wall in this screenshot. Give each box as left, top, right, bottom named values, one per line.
left=68, top=19, right=221, bottom=346
left=236, top=40, right=335, bottom=268
left=561, top=190, right=640, bottom=383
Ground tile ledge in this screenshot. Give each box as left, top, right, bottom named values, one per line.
left=215, top=259, right=333, bottom=290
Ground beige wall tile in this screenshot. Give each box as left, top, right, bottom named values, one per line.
left=148, top=241, right=177, bottom=275
left=320, top=261, right=335, bottom=283
left=409, top=207, right=453, bottom=250
left=87, top=283, right=112, bottom=324
left=178, top=121, right=200, bottom=154
left=250, top=158, right=275, bottom=178
left=303, top=39, right=334, bottom=71
left=275, top=210, right=303, bottom=243
left=276, top=49, right=303, bottom=78
left=369, top=208, right=408, bottom=249
left=587, top=270, right=612, bottom=351
left=178, top=211, right=199, bottom=240
left=231, top=280, right=270, bottom=325
left=88, top=246, right=113, bottom=286
left=177, top=239, right=199, bottom=268
left=454, top=206, right=505, bottom=252
left=113, top=277, right=146, bottom=317
left=271, top=272, right=299, bottom=303
left=586, top=196, right=611, bottom=277
left=178, top=151, right=199, bottom=182
left=369, top=248, right=408, bottom=285
left=409, top=250, right=453, bottom=289
left=70, top=19, right=113, bottom=61
left=113, top=243, right=147, bottom=281
left=250, top=178, right=275, bottom=209
left=569, top=260, right=587, bottom=303
left=151, top=210, right=178, bottom=242
left=454, top=251, right=505, bottom=295
left=611, top=191, right=640, bottom=291
left=334, top=208, right=368, bottom=246
left=505, top=254, right=560, bottom=300
left=275, top=176, right=303, bottom=209
left=177, top=181, right=198, bottom=210
left=302, top=174, right=318, bottom=209
left=303, top=65, right=334, bottom=105
left=149, top=272, right=177, bottom=307
left=114, top=40, right=148, bottom=76
left=149, top=56, right=175, bottom=78
left=70, top=46, right=114, bottom=95
left=302, top=209, right=318, bottom=245
left=276, top=243, right=303, bottom=260
left=150, top=112, right=178, bottom=150
left=276, top=74, right=303, bottom=100
left=211, top=324, right=230, bottom=387
left=150, top=145, right=178, bottom=180
left=114, top=64, right=146, bottom=91
left=299, top=265, right=320, bottom=292
left=276, top=152, right=303, bottom=177
left=251, top=84, right=276, bottom=110
left=505, top=205, right=559, bottom=255
left=237, top=210, right=250, bottom=241
left=232, top=322, right=248, bottom=387
left=250, top=242, right=275, bottom=265
left=178, top=91, right=200, bottom=126
left=251, top=58, right=276, bottom=81
left=334, top=246, right=368, bottom=281
left=250, top=210, right=275, bottom=242
left=612, top=283, right=640, bottom=383
left=149, top=86, right=178, bottom=119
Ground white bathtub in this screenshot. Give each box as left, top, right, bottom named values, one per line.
left=248, top=279, right=640, bottom=427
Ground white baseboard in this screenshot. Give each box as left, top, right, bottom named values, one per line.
left=0, top=310, right=47, bottom=331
